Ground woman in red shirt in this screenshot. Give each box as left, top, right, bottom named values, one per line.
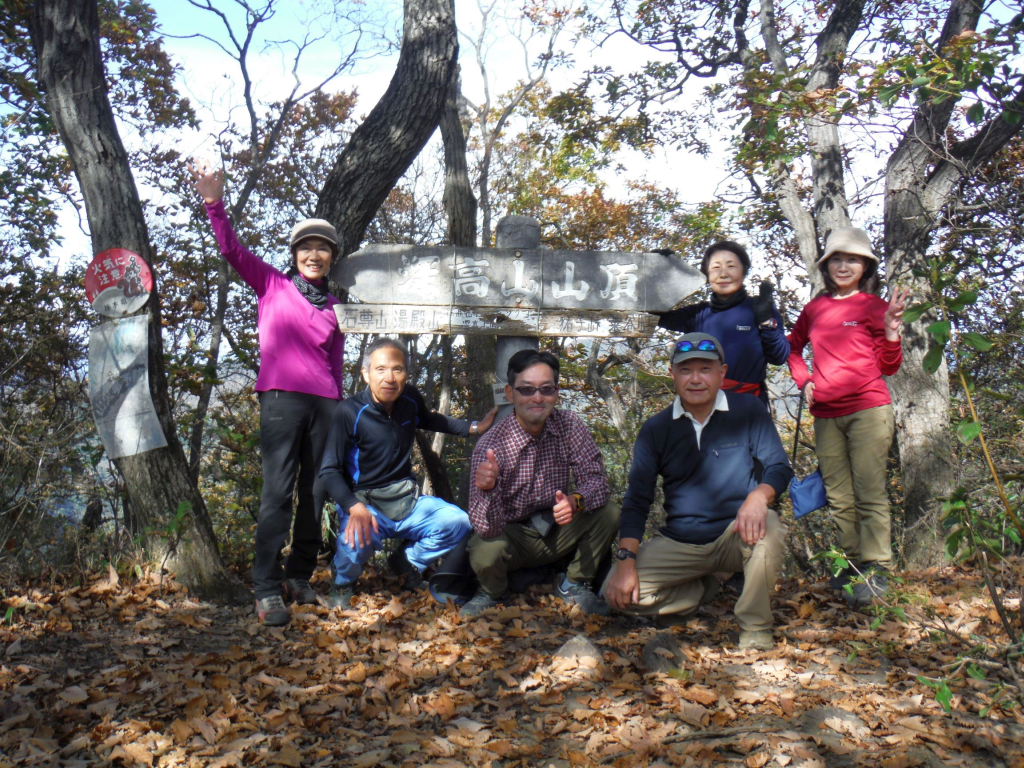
left=787, top=227, right=909, bottom=606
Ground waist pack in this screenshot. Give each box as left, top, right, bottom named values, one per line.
left=355, top=478, right=419, bottom=522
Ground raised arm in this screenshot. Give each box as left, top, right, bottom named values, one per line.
left=656, top=302, right=706, bottom=333
left=188, top=158, right=275, bottom=295
left=876, top=288, right=908, bottom=375
left=758, top=303, right=791, bottom=365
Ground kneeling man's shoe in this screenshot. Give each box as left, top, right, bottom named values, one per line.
left=555, top=577, right=610, bottom=617
left=388, top=546, right=426, bottom=590
left=327, top=583, right=356, bottom=609
left=846, top=569, right=889, bottom=609
left=738, top=630, right=774, bottom=650
left=461, top=590, right=504, bottom=617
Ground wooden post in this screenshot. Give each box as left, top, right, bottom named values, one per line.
left=493, top=215, right=540, bottom=420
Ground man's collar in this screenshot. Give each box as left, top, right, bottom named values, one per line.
left=673, top=389, right=729, bottom=420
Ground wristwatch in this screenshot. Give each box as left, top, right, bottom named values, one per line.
left=469, top=420, right=478, bottom=434
left=616, top=548, right=637, bottom=561
left=760, top=318, right=778, bottom=329
left=571, top=492, right=585, bottom=513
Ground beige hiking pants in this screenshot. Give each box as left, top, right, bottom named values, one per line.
left=604, top=510, right=787, bottom=632
left=814, top=404, right=895, bottom=570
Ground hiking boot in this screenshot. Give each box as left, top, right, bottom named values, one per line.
left=387, top=546, right=426, bottom=591
left=829, top=563, right=857, bottom=592
left=654, top=574, right=720, bottom=627
left=460, top=590, right=504, bottom=617
left=327, top=583, right=356, bottom=610
left=255, top=595, right=290, bottom=626
left=738, top=630, right=774, bottom=650
left=282, top=578, right=318, bottom=605
left=555, top=577, right=610, bottom=617
left=846, top=569, right=889, bottom=609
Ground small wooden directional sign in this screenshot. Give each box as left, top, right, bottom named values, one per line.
left=331, top=244, right=704, bottom=337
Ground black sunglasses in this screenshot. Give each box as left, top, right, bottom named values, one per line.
left=675, top=339, right=719, bottom=353
left=513, top=384, right=559, bottom=397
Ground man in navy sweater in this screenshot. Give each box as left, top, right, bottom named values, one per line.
left=603, top=332, right=792, bottom=650
left=320, top=338, right=495, bottom=608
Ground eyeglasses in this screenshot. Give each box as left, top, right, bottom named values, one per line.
left=513, top=384, right=559, bottom=397
left=675, top=339, right=719, bottom=354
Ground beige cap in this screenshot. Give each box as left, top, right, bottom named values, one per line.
left=290, top=218, right=338, bottom=250
left=819, top=226, right=879, bottom=265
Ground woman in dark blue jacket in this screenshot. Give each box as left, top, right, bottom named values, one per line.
left=657, top=240, right=788, bottom=405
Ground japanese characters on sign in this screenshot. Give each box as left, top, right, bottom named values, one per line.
left=334, top=245, right=703, bottom=314
left=84, top=248, right=154, bottom=317
left=332, top=243, right=702, bottom=338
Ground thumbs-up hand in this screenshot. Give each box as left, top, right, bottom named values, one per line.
left=475, top=448, right=500, bottom=491
left=553, top=490, right=574, bottom=526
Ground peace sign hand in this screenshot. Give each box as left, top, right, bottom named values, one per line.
left=884, top=286, right=911, bottom=340
left=187, top=158, right=224, bottom=205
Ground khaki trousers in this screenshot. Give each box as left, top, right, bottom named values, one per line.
left=814, top=404, right=895, bottom=570
left=604, top=510, right=787, bottom=632
left=468, top=502, right=620, bottom=597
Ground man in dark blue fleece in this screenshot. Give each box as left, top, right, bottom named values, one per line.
left=320, top=338, right=496, bottom=607
left=602, top=332, right=792, bottom=650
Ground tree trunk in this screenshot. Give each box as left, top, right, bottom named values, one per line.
left=757, top=0, right=863, bottom=287
left=586, top=342, right=628, bottom=433
left=317, top=0, right=458, bottom=258
left=802, top=0, right=863, bottom=240
left=440, top=66, right=477, bottom=249
left=188, top=256, right=229, bottom=480
left=439, top=60, right=492, bottom=506
left=882, top=0, right=1010, bottom=567
left=31, top=0, right=242, bottom=600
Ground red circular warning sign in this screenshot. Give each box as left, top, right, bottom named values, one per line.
left=84, top=248, right=154, bottom=317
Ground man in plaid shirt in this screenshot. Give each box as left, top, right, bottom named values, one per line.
left=461, top=349, right=620, bottom=617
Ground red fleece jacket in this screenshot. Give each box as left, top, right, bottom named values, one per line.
left=787, top=292, right=903, bottom=418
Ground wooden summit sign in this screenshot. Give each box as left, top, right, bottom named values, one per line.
left=332, top=244, right=704, bottom=338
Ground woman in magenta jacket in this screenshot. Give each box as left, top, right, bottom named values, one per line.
left=190, top=161, right=345, bottom=626
left=787, top=227, right=909, bottom=607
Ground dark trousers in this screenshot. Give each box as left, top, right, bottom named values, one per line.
left=253, top=390, right=338, bottom=598
left=468, top=502, right=620, bottom=597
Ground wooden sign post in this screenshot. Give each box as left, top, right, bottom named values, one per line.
left=331, top=215, right=705, bottom=410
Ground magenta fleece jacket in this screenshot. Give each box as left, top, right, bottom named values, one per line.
left=205, top=200, right=345, bottom=399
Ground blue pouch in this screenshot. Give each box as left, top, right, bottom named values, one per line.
left=788, top=389, right=829, bottom=520
left=789, top=469, right=828, bottom=519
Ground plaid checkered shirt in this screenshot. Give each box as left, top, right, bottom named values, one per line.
left=469, top=409, right=609, bottom=539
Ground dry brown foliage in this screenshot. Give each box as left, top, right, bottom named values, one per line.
left=2, top=563, right=1023, bottom=767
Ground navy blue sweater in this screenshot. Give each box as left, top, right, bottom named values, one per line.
left=620, top=391, right=793, bottom=545
left=657, top=297, right=789, bottom=396
left=320, top=384, right=468, bottom=512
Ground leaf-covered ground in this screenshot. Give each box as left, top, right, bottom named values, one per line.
left=2, top=563, right=1023, bottom=767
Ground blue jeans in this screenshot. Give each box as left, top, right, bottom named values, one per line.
left=332, top=496, right=472, bottom=586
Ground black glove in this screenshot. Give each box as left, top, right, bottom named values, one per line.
left=751, top=280, right=775, bottom=326
left=651, top=248, right=674, bottom=257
